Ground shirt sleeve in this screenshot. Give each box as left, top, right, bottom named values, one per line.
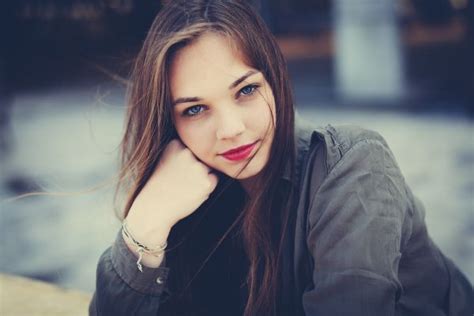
left=302, top=137, right=411, bottom=316
left=89, top=230, right=171, bottom=315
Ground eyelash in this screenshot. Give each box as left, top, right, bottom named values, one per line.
left=181, top=83, right=261, bottom=117
left=238, top=84, right=260, bottom=97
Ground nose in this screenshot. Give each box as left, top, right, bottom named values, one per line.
left=215, top=106, right=245, bottom=140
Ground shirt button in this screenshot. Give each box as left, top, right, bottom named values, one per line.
left=156, top=277, right=164, bottom=284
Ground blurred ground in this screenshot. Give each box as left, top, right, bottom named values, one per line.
left=0, top=273, right=90, bottom=315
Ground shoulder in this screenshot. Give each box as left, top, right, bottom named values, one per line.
left=295, top=120, right=409, bottom=210
left=298, top=123, right=415, bottom=258
left=295, top=120, right=399, bottom=181
left=299, top=122, right=411, bottom=226
left=311, top=124, right=394, bottom=173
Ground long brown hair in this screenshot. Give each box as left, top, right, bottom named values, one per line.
left=116, top=1, right=295, bottom=314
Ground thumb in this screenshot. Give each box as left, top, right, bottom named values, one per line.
left=207, top=171, right=219, bottom=191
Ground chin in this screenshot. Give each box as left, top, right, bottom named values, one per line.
left=230, top=169, right=260, bottom=180
left=223, top=158, right=266, bottom=180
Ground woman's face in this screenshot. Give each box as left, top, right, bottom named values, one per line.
left=169, top=32, right=276, bottom=180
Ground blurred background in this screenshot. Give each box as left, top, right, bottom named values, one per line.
left=0, top=0, right=473, bottom=295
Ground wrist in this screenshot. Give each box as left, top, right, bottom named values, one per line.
left=123, top=217, right=171, bottom=248
left=121, top=218, right=170, bottom=271
left=125, top=212, right=173, bottom=246
left=121, top=233, right=166, bottom=268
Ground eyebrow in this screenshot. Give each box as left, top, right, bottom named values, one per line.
left=172, top=70, right=259, bottom=106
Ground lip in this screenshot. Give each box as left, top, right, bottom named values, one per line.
left=220, top=141, right=258, bottom=161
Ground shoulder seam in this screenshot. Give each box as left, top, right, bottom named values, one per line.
left=328, top=138, right=387, bottom=175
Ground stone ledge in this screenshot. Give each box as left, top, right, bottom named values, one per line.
left=0, top=273, right=92, bottom=316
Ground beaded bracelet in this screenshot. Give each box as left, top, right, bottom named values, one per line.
left=121, top=219, right=167, bottom=272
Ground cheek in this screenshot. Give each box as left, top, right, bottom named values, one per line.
left=252, top=98, right=276, bottom=129
left=257, top=87, right=276, bottom=126
left=175, top=123, right=212, bottom=157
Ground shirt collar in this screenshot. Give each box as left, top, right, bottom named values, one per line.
left=281, top=117, right=318, bottom=185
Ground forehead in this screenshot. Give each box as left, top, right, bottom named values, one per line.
left=169, top=33, right=255, bottom=99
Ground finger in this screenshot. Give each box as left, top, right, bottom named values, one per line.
left=207, top=172, right=219, bottom=190
left=204, top=164, right=214, bottom=173
left=169, top=138, right=185, bottom=149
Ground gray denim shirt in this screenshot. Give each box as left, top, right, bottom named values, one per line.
left=89, top=122, right=473, bottom=315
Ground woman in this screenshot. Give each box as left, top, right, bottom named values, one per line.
left=89, top=1, right=473, bottom=315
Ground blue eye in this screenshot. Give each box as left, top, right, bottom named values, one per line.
left=183, top=105, right=205, bottom=117
left=239, top=84, right=259, bottom=96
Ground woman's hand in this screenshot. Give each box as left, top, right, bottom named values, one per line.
left=124, top=139, right=219, bottom=260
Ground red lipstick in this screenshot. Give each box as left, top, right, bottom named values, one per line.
left=220, top=141, right=258, bottom=162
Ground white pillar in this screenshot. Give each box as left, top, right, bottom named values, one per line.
left=334, top=0, right=405, bottom=102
